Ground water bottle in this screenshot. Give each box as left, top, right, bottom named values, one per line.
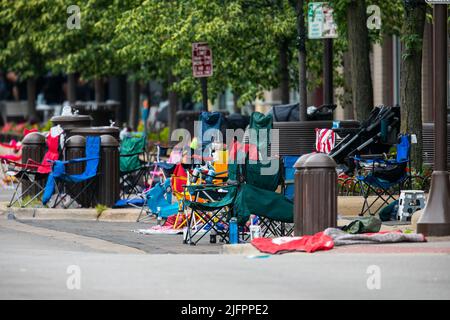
left=210, top=228, right=217, bottom=244
left=192, top=167, right=200, bottom=183
left=229, top=218, right=238, bottom=244
left=249, top=224, right=261, bottom=240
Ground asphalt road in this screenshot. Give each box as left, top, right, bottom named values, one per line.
left=18, top=219, right=222, bottom=254
left=1, top=218, right=450, bottom=299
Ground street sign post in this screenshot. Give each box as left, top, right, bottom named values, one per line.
left=192, top=42, right=213, bottom=111
left=308, top=2, right=337, bottom=105
left=308, top=2, right=338, bottom=40
left=192, top=42, right=213, bottom=78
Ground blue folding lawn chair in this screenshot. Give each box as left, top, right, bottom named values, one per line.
left=42, top=136, right=101, bottom=208
left=355, top=134, right=411, bottom=216
left=134, top=178, right=178, bottom=222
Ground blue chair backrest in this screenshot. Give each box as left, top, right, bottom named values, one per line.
left=283, top=156, right=299, bottom=201
left=199, top=112, right=223, bottom=145
left=146, top=178, right=172, bottom=213
left=84, top=136, right=101, bottom=177
left=396, top=135, right=410, bottom=163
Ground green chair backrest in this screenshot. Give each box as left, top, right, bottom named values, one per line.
left=120, top=136, right=146, bottom=173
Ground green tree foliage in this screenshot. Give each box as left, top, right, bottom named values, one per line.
left=114, top=0, right=297, bottom=105
left=0, top=0, right=48, bottom=79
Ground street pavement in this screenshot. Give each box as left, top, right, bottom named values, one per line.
left=2, top=188, right=450, bottom=299
left=1, top=217, right=450, bottom=299
left=18, top=219, right=222, bottom=254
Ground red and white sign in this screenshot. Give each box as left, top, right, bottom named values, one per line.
left=192, top=42, right=213, bottom=78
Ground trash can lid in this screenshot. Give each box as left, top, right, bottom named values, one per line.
left=294, top=153, right=314, bottom=169
left=22, top=132, right=46, bottom=144
left=302, top=153, right=337, bottom=168
left=70, top=126, right=120, bottom=135
left=100, top=134, right=119, bottom=147
left=66, top=135, right=86, bottom=147
left=51, top=115, right=93, bottom=123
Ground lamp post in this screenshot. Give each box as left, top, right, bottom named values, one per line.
left=417, top=3, right=450, bottom=236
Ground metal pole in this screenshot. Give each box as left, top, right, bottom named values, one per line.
left=323, top=38, right=334, bottom=105
left=417, top=4, right=450, bottom=237
left=201, top=77, right=208, bottom=111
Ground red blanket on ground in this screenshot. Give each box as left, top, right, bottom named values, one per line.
left=251, top=233, right=334, bottom=254
left=251, top=228, right=426, bottom=254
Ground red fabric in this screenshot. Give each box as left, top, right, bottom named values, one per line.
left=315, top=128, right=335, bottom=154
left=37, top=134, right=60, bottom=174
left=229, top=141, right=258, bottom=162
left=171, top=163, right=188, bottom=194
left=163, top=214, right=186, bottom=227
left=24, top=128, right=38, bottom=137
left=0, top=139, right=20, bottom=151
left=251, top=232, right=334, bottom=254
left=0, top=154, right=21, bottom=162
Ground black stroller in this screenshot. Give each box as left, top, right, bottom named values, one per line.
left=329, top=105, right=401, bottom=170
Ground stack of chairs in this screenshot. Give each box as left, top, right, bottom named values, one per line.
left=183, top=112, right=294, bottom=245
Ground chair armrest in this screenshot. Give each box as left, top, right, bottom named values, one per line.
left=48, top=157, right=100, bottom=165
left=120, top=151, right=144, bottom=158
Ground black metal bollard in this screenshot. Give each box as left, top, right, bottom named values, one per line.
left=294, top=153, right=338, bottom=236
left=21, top=132, right=46, bottom=198
left=97, top=135, right=120, bottom=207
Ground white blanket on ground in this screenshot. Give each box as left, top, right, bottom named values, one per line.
left=133, top=225, right=183, bottom=235
left=323, top=228, right=426, bottom=246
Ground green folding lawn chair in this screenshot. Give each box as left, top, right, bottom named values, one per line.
left=230, top=112, right=294, bottom=237
left=183, top=184, right=238, bottom=245
left=120, top=135, right=150, bottom=199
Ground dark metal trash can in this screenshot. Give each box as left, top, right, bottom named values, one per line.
left=64, top=135, right=92, bottom=208
left=70, top=126, right=120, bottom=141
left=21, top=132, right=46, bottom=198
left=97, top=135, right=120, bottom=207
left=50, top=114, right=93, bottom=135
left=294, top=153, right=338, bottom=236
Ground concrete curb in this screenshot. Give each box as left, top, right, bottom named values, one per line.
left=0, top=202, right=143, bottom=222
left=223, top=243, right=261, bottom=255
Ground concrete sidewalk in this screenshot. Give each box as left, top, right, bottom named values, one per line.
left=0, top=195, right=407, bottom=222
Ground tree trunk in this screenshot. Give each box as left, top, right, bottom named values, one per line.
left=233, top=94, right=240, bottom=113
left=94, top=78, right=104, bottom=103
left=343, top=51, right=355, bottom=119
left=400, top=0, right=426, bottom=171
left=129, top=80, right=140, bottom=130
left=346, top=0, right=373, bottom=121
left=26, top=77, right=37, bottom=121
left=67, top=73, right=77, bottom=105
left=279, top=38, right=290, bottom=105
left=168, top=73, right=178, bottom=134
left=296, top=0, right=307, bottom=121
